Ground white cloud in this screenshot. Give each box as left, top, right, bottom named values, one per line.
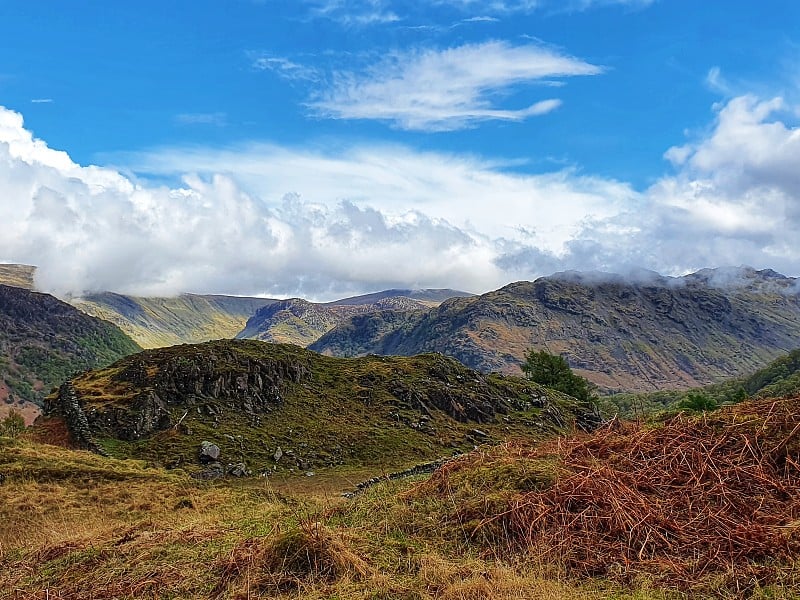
left=434, top=0, right=652, bottom=13
left=432, top=1, right=540, bottom=12
left=1, top=93, right=799, bottom=301
left=175, top=112, right=227, bottom=126
left=567, top=94, right=800, bottom=274
left=251, top=55, right=320, bottom=81
left=305, top=0, right=400, bottom=25
left=309, top=41, right=602, bottom=130
left=125, top=141, right=631, bottom=250
left=30, top=98, right=54, bottom=104
left=461, top=16, right=500, bottom=23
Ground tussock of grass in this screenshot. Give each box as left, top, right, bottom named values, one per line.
left=217, top=520, right=371, bottom=595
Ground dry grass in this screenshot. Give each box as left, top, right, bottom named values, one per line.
left=408, top=396, right=800, bottom=595
left=4, top=398, right=800, bottom=599
left=0, top=435, right=643, bottom=600
left=216, top=520, right=371, bottom=596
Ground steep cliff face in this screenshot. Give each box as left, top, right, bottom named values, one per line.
left=311, top=268, right=800, bottom=393
left=40, top=340, right=599, bottom=475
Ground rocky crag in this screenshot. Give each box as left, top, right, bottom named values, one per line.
left=40, top=339, right=599, bottom=477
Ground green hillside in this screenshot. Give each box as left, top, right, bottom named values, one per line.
left=0, top=285, right=141, bottom=422
left=41, top=339, right=599, bottom=475
left=605, top=347, right=800, bottom=418
left=72, top=292, right=277, bottom=348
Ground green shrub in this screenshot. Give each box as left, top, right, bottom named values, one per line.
left=0, top=409, right=26, bottom=437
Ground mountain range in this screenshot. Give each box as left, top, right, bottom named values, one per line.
left=311, top=268, right=800, bottom=392
left=3, top=263, right=800, bottom=395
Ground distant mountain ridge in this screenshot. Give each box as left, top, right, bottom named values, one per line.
left=0, top=264, right=471, bottom=350
left=6, top=261, right=800, bottom=395
left=327, top=288, right=473, bottom=306
left=236, top=296, right=431, bottom=345
left=72, top=292, right=279, bottom=349
left=311, top=267, right=800, bottom=393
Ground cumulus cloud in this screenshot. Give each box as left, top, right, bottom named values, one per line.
left=309, top=41, right=602, bottom=130
left=573, top=94, right=800, bottom=275
left=1, top=93, right=799, bottom=300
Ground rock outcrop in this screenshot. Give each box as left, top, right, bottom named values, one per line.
left=38, top=340, right=598, bottom=475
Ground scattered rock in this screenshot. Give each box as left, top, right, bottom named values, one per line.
left=273, top=446, right=283, bottom=461
left=226, top=462, right=251, bottom=477
left=193, top=461, right=224, bottom=480
left=470, top=428, right=489, bottom=438
left=199, top=441, right=221, bottom=464
left=305, top=471, right=315, bottom=477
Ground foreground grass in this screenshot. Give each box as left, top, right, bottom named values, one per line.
left=1, top=435, right=796, bottom=599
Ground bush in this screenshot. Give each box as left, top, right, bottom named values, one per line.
left=677, top=392, right=719, bottom=413
left=521, top=350, right=595, bottom=403
left=0, top=409, right=26, bottom=437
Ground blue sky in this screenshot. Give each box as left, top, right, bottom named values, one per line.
left=0, top=1, right=799, bottom=298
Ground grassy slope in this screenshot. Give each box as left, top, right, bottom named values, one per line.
left=0, top=264, right=35, bottom=290
left=4, top=400, right=797, bottom=599
left=54, top=340, right=592, bottom=477
left=72, top=293, right=276, bottom=349
left=0, top=438, right=647, bottom=600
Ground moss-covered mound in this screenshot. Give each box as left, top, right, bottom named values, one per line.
left=39, top=339, right=599, bottom=475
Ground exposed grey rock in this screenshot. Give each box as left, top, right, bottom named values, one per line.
left=226, top=462, right=251, bottom=477
left=199, top=441, right=221, bottom=463
left=48, top=382, right=108, bottom=455
left=193, top=461, right=224, bottom=480
left=273, top=446, right=283, bottom=461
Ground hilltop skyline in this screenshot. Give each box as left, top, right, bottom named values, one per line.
left=0, top=1, right=799, bottom=300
